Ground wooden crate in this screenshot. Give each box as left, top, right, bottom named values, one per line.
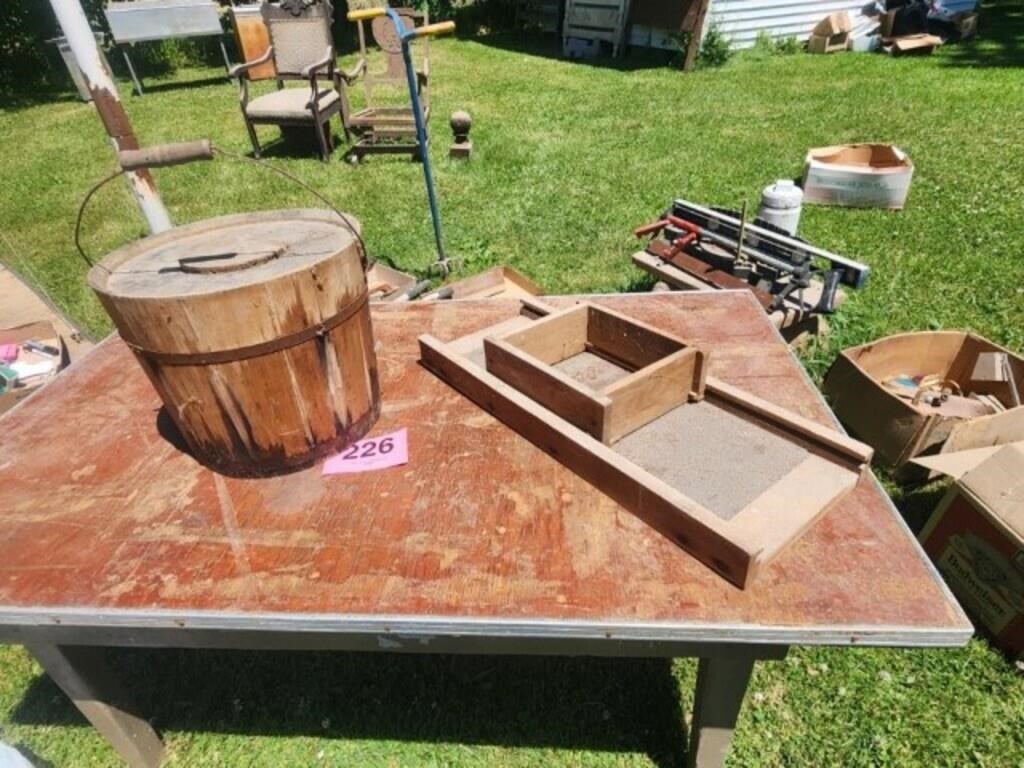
left=563, top=0, right=629, bottom=57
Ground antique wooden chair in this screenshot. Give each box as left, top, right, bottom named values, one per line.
left=229, top=1, right=342, bottom=162
left=340, top=8, right=432, bottom=162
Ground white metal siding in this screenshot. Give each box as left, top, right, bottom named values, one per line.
left=704, top=0, right=977, bottom=49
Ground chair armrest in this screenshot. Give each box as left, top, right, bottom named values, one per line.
left=340, top=58, right=367, bottom=85
left=301, top=47, right=334, bottom=79
left=228, top=46, right=273, bottom=79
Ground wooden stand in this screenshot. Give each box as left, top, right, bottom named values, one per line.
left=420, top=299, right=872, bottom=588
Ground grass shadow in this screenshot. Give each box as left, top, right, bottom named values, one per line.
left=12, top=650, right=689, bottom=767
left=239, top=125, right=346, bottom=162
left=460, top=31, right=677, bottom=72
left=621, top=270, right=658, bottom=293
left=131, top=75, right=232, bottom=96
left=0, top=87, right=85, bottom=112
left=940, top=0, right=1024, bottom=69
left=891, top=479, right=950, bottom=535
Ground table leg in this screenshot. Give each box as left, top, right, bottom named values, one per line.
left=25, top=642, right=164, bottom=768
left=121, top=47, right=144, bottom=96
left=218, top=39, right=232, bottom=76
left=687, top=652, right=758, bottom=768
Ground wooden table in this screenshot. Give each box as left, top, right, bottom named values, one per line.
left=0, top=293, right=970, bottom=767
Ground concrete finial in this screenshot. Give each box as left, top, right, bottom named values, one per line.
left=449, top=110, right=472, bottom=159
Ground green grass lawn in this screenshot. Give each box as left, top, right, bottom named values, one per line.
left=2, top=2, right=1024, bottom=764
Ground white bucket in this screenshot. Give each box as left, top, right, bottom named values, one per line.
left=757, top=179, right=803, bottom=235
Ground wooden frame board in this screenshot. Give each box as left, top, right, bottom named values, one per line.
left=484, top=302, right=706, bottom=444
left=420, top=299, right=872, bottom=588
left=423, top=266, right=544, bottom=301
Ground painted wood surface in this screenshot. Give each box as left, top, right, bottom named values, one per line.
left=230, top=7, right=276, bottom=81
left=0, top=293, right=968, bottom=642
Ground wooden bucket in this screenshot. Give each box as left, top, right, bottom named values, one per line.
left=88, top=209, right=380, bottom=477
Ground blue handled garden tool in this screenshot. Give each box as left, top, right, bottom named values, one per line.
left=347, top=7, right=455, bottom=276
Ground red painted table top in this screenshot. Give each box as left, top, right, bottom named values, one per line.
left=0, top=293, right=970, bottom=646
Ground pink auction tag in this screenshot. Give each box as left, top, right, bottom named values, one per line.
left=322, top=428, right=408, bottom=475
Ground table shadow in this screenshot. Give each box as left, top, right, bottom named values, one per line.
left=11, top=650, right=690, bottom=767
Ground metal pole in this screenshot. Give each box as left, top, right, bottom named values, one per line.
left=48, top=0, right=172, bottom=234
left=388, top=8, right=448, bottom=273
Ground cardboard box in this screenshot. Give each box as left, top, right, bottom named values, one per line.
left=887, top=33, right=943, bottom=56
left=880, top=9, right=896, bottom=38
left=0, top=321, right=65, bottom=416
left=802, top=143, right=914, bottom=209
left=808, top=11, right=852, bottom=53
left=951, top=11, right=978, bottom=41
left=919, top=444, right=1024, bottom=661
left=823, top=330, right=1024, bottom=467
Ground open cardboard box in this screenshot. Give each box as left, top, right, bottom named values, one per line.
left=802, top=143, right=914, bottom=209
left=0, top=320, right=67, bottom=416
left=886, top=33, right=944, bottom=56
left=917, top=443, right=1024, bottom=662
left=823, top=331, right=1024, bottom=467
left=808, top=11, right=852, bottom=53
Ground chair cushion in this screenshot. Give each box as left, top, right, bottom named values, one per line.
left=246, top=88, right=339, bottom=121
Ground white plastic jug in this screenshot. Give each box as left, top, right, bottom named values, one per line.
left=757, top=179, right=803, bottom=236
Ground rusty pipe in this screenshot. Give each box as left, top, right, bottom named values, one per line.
left=48, top=0, right=172, bottom=234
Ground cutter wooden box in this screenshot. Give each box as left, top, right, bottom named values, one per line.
left=420, top=299, right=873, bottom=588
left=484, top=303, right=706, bottom=444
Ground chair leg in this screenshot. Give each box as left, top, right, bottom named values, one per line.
left=314, top=119, right=331, bottom=162
left=245, top=119, right=261, bottom=159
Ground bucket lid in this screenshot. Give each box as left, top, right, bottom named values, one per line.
left=760, top=179, right=803, bottom=209
left=89, top=209, right=361, bottom=300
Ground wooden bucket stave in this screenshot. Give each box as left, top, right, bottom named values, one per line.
left=88, top=209, right=380, bottom=476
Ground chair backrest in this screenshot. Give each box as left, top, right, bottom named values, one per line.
left=262, top=1, right=334, bottom=79
left=355, top=7, right=428, bottom=103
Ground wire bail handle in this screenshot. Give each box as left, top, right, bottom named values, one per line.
left=75, top=140, right=368, bottom=273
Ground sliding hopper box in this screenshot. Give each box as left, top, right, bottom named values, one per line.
left=420, top=299, right=872, bottom=588
left=87, top=210, right=380, bottom=477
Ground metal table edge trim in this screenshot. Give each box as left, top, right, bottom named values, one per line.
left=0, top=607, right=973, bottom=648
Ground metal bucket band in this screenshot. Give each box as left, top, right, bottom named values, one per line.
left=125, top=291, right=369, bottom=366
